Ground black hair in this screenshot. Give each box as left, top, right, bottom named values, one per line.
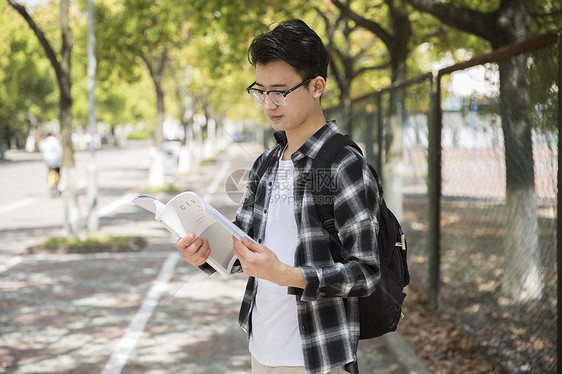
left=248, top=19, right=329, bottom=81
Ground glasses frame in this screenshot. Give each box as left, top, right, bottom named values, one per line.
left=246, top=77, right=314, bottom=106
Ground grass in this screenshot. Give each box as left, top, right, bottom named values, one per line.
left=40, top=235, right=137, bottom=248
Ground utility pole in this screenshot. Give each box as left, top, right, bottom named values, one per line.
left=86, top=0, right=99, bottom=231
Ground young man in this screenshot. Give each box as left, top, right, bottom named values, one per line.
left=39, top=132, right=63, bottom=196
left=176, top=19, right=381, bottom=374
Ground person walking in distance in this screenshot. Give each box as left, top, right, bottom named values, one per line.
left=39, top=132, right=63, bottom=197
left=176, top=19, right=381, bottom=374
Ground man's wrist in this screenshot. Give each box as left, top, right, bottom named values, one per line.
left=275, top=263, right=306, bottom=289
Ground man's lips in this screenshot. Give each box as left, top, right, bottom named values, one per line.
left=267, top=114, right=283, bottom=121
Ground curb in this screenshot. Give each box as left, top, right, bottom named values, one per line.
left=380, top=332, right=432, bottom=374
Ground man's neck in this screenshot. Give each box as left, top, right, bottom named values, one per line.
left=282, top=113, right=326, bottom=160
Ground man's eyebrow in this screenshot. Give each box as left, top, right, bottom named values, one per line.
left=255, top=82, right=288, bottom=89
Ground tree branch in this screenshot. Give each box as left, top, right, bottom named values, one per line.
left=403, top=0, right=498, bottom=42
left=316, top=6, right=344, bottom=86
left=355, top=62, right=390, bottom=77
left=7, top=0, right=62, bottom=81
left=157, top=48, right=169, bottom=77
left=140, top=54, right=155, bottom=80
left=331, top=0, right=394, bottom=49
left=528, top=8, right=562, bottom=17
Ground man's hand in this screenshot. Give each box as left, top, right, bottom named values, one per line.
left=233, top=236, right=306, bottom=289
left=176, top=233, right=210, bottom=267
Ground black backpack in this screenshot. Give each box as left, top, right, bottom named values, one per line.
left=312, top=133, right=409, bottom=339
left=255, top=133, right=410, bottom=339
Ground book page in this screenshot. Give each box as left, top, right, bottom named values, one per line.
left=133, top=194, right=166, bottom=216
left=199, top=222, right=237, bottom=275
left=200, top=199, right=252, bottom=242
left=133, top=192, right=243, bottom=276
left=159, top=193, right=214, bottom=238
left=160, top=192, right=238, bottom=276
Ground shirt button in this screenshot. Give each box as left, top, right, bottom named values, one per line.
left=268, top=181, right=272, bottom=186
left=264, top=208, right=267, bottom=214
left=258, top=239, right=262, bottom=244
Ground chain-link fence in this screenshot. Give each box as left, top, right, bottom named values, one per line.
left=326, top=31, right=559, bottom=373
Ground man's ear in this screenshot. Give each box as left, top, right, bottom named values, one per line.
left=311, top=76, right=326, bottom=99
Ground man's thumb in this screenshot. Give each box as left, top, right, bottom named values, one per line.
left=242, top=237, right=261, bottom=252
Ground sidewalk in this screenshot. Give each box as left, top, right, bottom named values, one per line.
left=0, top=141, right=430, bottom=374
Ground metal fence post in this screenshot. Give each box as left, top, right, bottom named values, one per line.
left=365, top=111, right=374, bottom=167
left=376, top=93, right=383, bottom=176
left=427, top=74, right=441, bottom=310
left=556, top=31, right=562, bottom=372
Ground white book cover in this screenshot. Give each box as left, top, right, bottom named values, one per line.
left=133, top=191, right=248, bottom=277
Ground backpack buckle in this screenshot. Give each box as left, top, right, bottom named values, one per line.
left=323, top=218, right=337, bottom=232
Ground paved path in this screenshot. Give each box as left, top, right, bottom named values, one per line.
left=0, top=141, right=430, bottom=374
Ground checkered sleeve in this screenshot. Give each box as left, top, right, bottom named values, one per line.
left=299, top=148, right=381, bottom=302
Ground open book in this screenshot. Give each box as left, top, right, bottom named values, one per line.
left=133, top=191, right=248, bottom=276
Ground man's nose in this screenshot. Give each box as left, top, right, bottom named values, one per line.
left=262, top=95, right=279, bottom=109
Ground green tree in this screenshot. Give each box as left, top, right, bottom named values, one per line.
left=315, top=2, right=387, bottom=138
left=8, top=0, right=82, bottom=239
left=180, top=1, right=296, bottom=134
left=0, top=3, right=56, bottom=153
left=95, top=0, right=191, bottom=187
left=403, top=0, right=559, bottom=301
left=330, top=0, right=415, bottom=220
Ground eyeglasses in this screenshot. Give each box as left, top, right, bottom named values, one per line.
left=246, top=78, right=313, bottom=106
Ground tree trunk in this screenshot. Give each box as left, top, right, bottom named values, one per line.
left=148, top=77, right=166, bottom=188
left=499, top=55, right=543, bottom=301
left=155, top=77, right=165, bottom=151
left=340, top=81, right=353, bottom=137
left=8, top=0, right=80, bottom=238
left=143, top=51, right=168, bottom=188
left=176, top=73, right=194, bottom=174
left=328, top=0, right=411, bottom=220
left=59, top=0, right=81, bottom=238
left=383, top=1, right=411, bottom=221
left=403, top=0, right=543, bottom=302
left=382, top=45, right=408, bottom=220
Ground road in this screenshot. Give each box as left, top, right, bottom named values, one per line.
left=0, top=140, right=428, bottom=374
left=0, top=140, right=263, bottom=373
left=0, top=141, right=156, bottom=263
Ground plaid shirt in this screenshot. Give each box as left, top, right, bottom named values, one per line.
left=234, top=121, right=381, bottom=374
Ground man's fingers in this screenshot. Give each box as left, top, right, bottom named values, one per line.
left=176, top=234, right=210, bottom=267
left=241, top=237, right=263, bottom=252
left=232, top=236, right=246, bottom=259
left=176, top=233, right=196, bottom=249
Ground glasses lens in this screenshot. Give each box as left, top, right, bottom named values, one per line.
left=249, top=90, right=264, bottom=103
left=269, top=92, right=286, bottom=106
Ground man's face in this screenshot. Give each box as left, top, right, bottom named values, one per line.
left=254, top=60, right=317, bottom=133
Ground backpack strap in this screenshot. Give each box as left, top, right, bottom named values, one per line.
left=252, top=134, right=371, bottom=263
left=312, top=134, right=364, bottom=262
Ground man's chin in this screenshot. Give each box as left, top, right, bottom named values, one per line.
left=270, top=122, right=284, bottom=132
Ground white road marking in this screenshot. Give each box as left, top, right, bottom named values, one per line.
left=0, top=197, right=41, bottom=215
left=203, top=146, right=237, bottom=202
left=101, top=252, right=180, bottom=374
left=101, top=153, right=236, bottom=373
left=0, top=252, right=170, bottom=275
left=0, top=256, right=23, bottom=274
left=98, top=193, right=137, bottom=217
left=1, top=153, right=237, bottom=373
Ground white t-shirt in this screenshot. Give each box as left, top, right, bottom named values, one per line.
left=39, top=135, right=62, bottom=168
left=249, top=157, right=303, bottom=366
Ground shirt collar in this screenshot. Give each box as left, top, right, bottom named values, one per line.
left=273, top=120, right=340, bottom=161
